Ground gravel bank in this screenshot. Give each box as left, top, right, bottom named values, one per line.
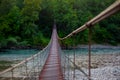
left=71, top=54, right=120, bottom=80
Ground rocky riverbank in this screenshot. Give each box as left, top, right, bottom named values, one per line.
left=75, top=53, right=120, bottom=68
left=73, top=53, right=120, bottom=80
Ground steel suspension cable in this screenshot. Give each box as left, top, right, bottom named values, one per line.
left=59, top=0, right=120, bottom=40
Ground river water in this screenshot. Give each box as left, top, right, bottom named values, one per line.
left=64, top=48, right=120, bottom=55
left=0, top=49, right=39, bottom=61
left=0, top=48, right=120, bottom=61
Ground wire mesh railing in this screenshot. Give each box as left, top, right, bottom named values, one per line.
left=59, top=0, right=120, bottom=80
left=60, top=48, right=90, bottom=80
left=0, top=42, right=51, bottom=80
left=0, top=0, right=120, bottom=80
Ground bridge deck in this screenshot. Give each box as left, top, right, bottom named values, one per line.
left=39, top=26, right=63, bottom=80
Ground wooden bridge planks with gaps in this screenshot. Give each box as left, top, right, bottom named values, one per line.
left=39, top=25, right=64, bottom=80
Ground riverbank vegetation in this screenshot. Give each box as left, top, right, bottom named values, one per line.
left=0, top=0, right=120, bottom=48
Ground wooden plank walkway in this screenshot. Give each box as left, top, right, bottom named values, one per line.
left=39, top=26, right=63, bottom=80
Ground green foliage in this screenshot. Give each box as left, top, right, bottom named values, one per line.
left=7, top=37, right=18, bottom=46
left=18, top=41, right=28, bottom=46
left=32, top=32, right=49, bottom=46
left=21, top=0, right=41, bottom=39
left=22, top=0, right=41, bottom=21
left=0, top=35, right=7, bottom=48
left=0, top=0, right=119, bottom=48
left=0, top=0, right=16, bottom=16
left=93, top=26, right=112, bottom=43
left=7, top=6, right=22, bottom=35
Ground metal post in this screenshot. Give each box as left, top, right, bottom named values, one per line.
left=40, top=53, right=42, bottom=68
left=68, top=53, right=70, bottom=80
left=64, top=48, right=66, bottom=79
left=73, top=50, right=75, bottom=80
left=61, top=40, right=65, bottom=78
left=37, top=60, right=40, bottom=80
left=11, top=69, right=14, bottom=80
left=33, top=56, right=35, bottom=79
left=20, top=64, right=23, bottom=79
left=73, top=34, right=76, bottom=80
left=25, top=60, right=28, bottom=78
left=88, top=27, right=92, bottom=80
left=37, top=54, right=39, bottom=74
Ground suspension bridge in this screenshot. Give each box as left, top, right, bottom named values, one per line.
left=0, top=0, right=120, bottom=80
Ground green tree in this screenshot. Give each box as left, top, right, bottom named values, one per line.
left=7, top=6, right=22, bottom=36
left=0, top=0, right=18, bottom=47
left=0, top=0, right=16, bottom=16
left=21, top=0, right=41, bottom=38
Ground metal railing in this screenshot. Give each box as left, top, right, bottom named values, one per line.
left=0, top=0, right=120, bottom=80
left=0, top=42, right=51, bottom=80
left=59, top=0, right=120, bottom=80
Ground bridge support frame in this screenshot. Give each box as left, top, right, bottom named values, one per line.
left=73, top=34, right=76, bottom=80
left=88, top=27, right=92, bottom=80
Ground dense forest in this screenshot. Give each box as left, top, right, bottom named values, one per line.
left=0, top=0, right=120, bottom=48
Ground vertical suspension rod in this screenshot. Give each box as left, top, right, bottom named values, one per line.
left=88, top=27, right=92, bottom=80
left=73, top=34, right=76, bottom=80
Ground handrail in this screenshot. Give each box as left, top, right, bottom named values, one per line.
left=65, top=55, right=90, bottom=79
left=0, top=41, right=51, bottom=76
left=59, top=0, right=120, bottom=40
